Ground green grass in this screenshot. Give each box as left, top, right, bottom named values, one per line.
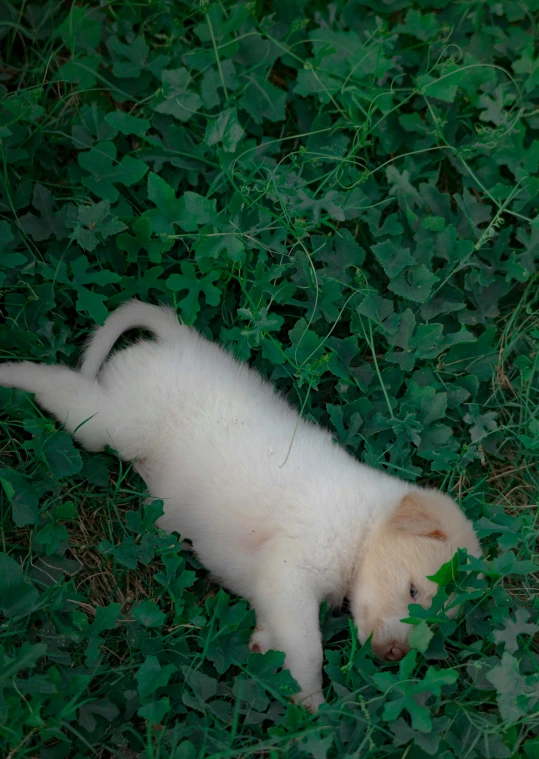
left=1, top=0, right=539, bottom=756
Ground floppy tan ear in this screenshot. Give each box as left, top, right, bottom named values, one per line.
left=390, top=493, right=447, bottom=541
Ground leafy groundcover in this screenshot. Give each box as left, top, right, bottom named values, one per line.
left=1, top=0, right=539, bottom=756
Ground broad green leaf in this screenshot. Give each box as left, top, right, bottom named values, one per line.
left=56, top=6, right=101, bottom=51
left=90, top=604, right=121, bottom=636
left=35, top=521, right=69, bottom=556
left=105, top=111, right=150, bottom=136
left=146, top=175, right=215, bottom=234
left=195, top=231, right=245, bottom=262
left=239, top=75, right=286, bottom=123
left=372, top=240, right=416, bottom=278
left=154, top=68, right=202, bottom=122
left=19, top=184, right=70, bottom=241
left=396, top=9, right=439, bottom=41
left=512, top=46, right=539, bottom=92
left=176, top=192, right=217, bottom=233
left=138, top=697, right=170, bottom=723
left=166, top=262, right=221, bottom=324
left=493, top=609, right=539, bottom=653
left=409, top=620, right=434, bottom=654
left=146, top=172, right=182, bottom=234
left=181, top=665, right=219, bottom=704
left=42, top=431, right=83, bottom=478
left=388, top=265, right=439, bottom=303
left=117, top=216, right=172, bottom=263
left=0, top=220, right=14, bottom=251
left=0, top=642, right=47, bottom=680
left=356, top=293, right=394, bottom=327
left=78, top=141, right=148, bottom=202
left=108, top=35, right=149, bottom=78
left=417, top=66, right=468, bottom=103
left=136, top=656, right=176, bottom=699
left=56, top=55, right=100, bottom=89
left=0, top=468, right=39, bottom=527
left=78, top=698, right=120, bottom=733
left=246, top=650, right=300, bottom=698
left=132, top=600, right=166, bottom=628
left=69, top=201, right=126, bottom=252
left=205, top=108, right=244, bottom=152
left=143, top=500, right=164, bottom=529
left=487, top=653, right=528, bottom=723
left=0, top=554, right=39, bottom=617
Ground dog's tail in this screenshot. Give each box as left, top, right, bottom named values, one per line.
left=80, top=300, right=180, bottom=380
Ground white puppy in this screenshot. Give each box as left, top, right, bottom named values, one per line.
left=0, top=300, right=481, bottom=710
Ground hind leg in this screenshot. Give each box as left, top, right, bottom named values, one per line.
left=0, top=361, right=108, bottom=451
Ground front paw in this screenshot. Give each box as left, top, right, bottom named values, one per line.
left=249, top=625, right=273, bottom=654
left=294, top=689, right=325, bottom=713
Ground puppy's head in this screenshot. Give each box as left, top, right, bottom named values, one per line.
left=350, top=489, right=481, bottom=662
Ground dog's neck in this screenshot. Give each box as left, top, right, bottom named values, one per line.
left=321, top=468, right=410, bottom=601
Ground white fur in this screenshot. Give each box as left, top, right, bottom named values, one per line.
left=0, top=300, right=481, bottom=711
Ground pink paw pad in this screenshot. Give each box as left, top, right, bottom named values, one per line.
left=249, top=625, right=273, bottom=654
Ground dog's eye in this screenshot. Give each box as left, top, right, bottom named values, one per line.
left=410, top=584, right=418, bottom=600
